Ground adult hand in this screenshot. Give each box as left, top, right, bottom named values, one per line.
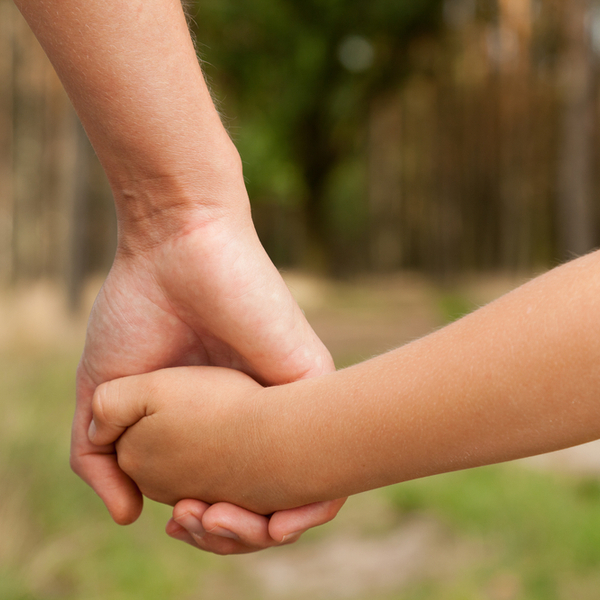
left=71, top=163, right=343, bottom=553
left=166, top=499, right=347, bottom=555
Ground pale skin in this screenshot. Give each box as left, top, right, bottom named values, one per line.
left=90, top=250, right=600, bottom=524
left=14, top=0, right=344, bottom=553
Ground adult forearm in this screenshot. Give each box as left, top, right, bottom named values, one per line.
left=258, top=251, right=600, bottom=507
left=14, top=0, right=238, bottom=238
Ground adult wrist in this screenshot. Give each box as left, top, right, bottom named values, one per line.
left=111, top=141, right=248, bottom=253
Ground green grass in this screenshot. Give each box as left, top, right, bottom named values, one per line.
left=383, top=465, right=600, bottom=599
left=0, top=352, right=221, bottom=600
left=3, top=350, right=600, bottom=599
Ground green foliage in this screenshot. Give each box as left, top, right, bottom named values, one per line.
left=322, top=157, right=368, bottom=239
left=235, top=119, right=307, bottom=205
left=437, top=292, right=476, bottom=323
left=191, top=0, right=443, bottom=267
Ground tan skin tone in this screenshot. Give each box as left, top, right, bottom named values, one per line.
left=14, top=0, right=344, bottom=553
left=91, top=250, right=600, bottom=522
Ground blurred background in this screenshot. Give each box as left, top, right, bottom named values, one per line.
left=3, top=0, right=600, bottom=598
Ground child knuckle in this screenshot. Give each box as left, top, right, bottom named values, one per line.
left=92, top=380, right=118, bottom=424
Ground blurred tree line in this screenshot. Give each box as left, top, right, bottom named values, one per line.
left=1, top=0, right=599, bottom=307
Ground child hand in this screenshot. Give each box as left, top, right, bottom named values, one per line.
left=88, top=366, right=287, bottom=515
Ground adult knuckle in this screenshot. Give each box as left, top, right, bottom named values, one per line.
left=69, top=453, right=84, bottom=477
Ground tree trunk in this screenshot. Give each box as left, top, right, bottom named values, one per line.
left=64, top=113, right=91, bottom=313
left=367, top=93, right=403, bottom=271
left=557, top=0, right=596, bottom=258
left=0, top=0, right=15, bottom=285
left=11, top=11, right=48, bottom=281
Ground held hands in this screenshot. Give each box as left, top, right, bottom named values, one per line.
left=90, top=367, right=290, bottom=514
left=89, top=365, right=346, bottom=554
left=72, top=162, right=344, bottom=553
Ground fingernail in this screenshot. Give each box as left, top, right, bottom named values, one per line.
left=281, top=531, right=302, bottom=544
left=87, top=419, right=97, bottom=442
left=174, top=512, right=207, bottom=539
left=207, top=526, right=240, bottom=541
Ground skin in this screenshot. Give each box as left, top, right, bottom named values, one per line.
left=14, top=0, right=343, bottom=553
left=90, top=250, right=600, bottom=518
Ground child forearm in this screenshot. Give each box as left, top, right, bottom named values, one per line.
left=253, top=250, right=600, bottom=508
left=91, top=251, right=600, bottom=515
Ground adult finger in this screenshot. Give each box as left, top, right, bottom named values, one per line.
left=70, top=446, right=144, bottom=525
left=268, top=498, right=347, bottom=542
left=201, top=502, right=277, bottom=548
left=170, top=500, right=276, bottom=555
left=71, top=368, right=144, bottom=525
